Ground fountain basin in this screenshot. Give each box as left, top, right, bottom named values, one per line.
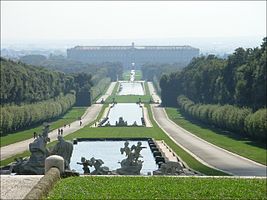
left=118, top=82, right=144, bottom=96
left=70, top=138, right=158, bottom=175
left=102, top=103, right=143, bottom=126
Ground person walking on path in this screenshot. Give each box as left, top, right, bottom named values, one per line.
left=33, top=132, right=37, bottom=139
left=80, top=121, right=82, bottom=126
left=58, top=128, right=61, bottom=135
left=60, top=128, right=63, bottom=135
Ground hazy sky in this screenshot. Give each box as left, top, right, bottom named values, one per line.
left=1, top=1, right=266, bottom=42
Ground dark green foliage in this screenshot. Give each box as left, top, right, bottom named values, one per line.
left=160, top=38, right=267, bottom=110
left=72, top=73, right=93, bottom=106
left=17, top=56, right=123, bottom=105
left=0, top=57, right=74, bottom=104
left=141, top=63, right=185, bottom=96
left=0, top=93, right=75, bottom=136
left=177, top=95, right=266, bottom=140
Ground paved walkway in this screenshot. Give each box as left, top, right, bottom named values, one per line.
left=96, top=82, right=117, bottom=103
left=1, top=104, right=102, bottom=161
left=147, top=82, right=161, bottom=104
left=0, top=175, right=43, bottom=199
left=148, top=82, right=266, bottom=176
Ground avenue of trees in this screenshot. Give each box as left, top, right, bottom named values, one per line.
left=1, top=58, right=74, bottom=104
left=160, top=38, right=266, bottom=109
left=177, top=95, right=266, bottom=140
left=160, top=38, right=266, bottom=140
left=19, top=56, right=123, bottom=103
left=1, top=93, right=75, bottom=135
left=141, top=63, right=185, bottom=94
left=0, top=57, right=123, bottom=135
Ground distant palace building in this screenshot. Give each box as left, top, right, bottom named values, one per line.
left=67, top=42, right=199, bottom=69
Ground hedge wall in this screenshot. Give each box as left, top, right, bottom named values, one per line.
left=0, top=93, right=75, bottom=136
left=177, top=95, right=266, bottom=140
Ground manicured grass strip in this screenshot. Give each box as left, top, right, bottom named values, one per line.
left=106, top=95, right=151, bottom=103
left=47, top=176, right=266, bottom=200
left=0, top=151, right=30, bottom=167
left=64, top=103, right=226, bottom=175
left=0, top=107, right=87, bottom=147
left=165, top=107, right=267, bottom=165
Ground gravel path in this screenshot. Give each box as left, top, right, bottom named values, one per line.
left=148, top=82, right=266, bottom=176
left=0, top=175, right=43, bottom=199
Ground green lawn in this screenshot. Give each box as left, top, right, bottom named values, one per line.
left=47, top=176, right=266, bottom=200
left=165, top=107, right=267, bottom=165
left=122, top=70, right=142, bottom=81
left=0, top=107, right=87, bottom=147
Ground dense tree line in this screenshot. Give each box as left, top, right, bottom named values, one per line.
left=1, top=56, right=121, bottom=135
left=160, top=38, right=266, bottom=110
left=177, top=95, right=266, bottom=140
left=18, top=56, right=123, bottom=105
left=1, top=93, right=75, bottom=136
left=90, top=77, right=111, bottom=102
left=141, top=63, right=185, bottom=94
left=19, top=56, right=123, bottom=82
left=1, top=57, right=74, bottom=104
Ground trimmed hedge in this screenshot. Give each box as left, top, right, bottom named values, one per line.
left=177, top=95, right=266, bottom=140
left=0, top=93, right=75, bottom=136
left=90, top=77, right=111, bottom=102
left=244, top=108, right=267, bottom=139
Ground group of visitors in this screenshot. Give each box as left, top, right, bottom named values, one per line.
left=58, top=128, right=64, bottom=136
left=34, top=120, right=83, bottom=139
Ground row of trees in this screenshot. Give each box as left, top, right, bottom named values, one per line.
left=2, top=56, right=123, bottom=107
left=177, top=95, right=266, bottom=140
left=1, top=93, right=75, bottom=136
left=1, top=57, right=74, bottom=104
left=18, top=56, right=123, bottom=106
left=141, top=63, right=185, bottom=94
left=19, top=55, right=123, bottom=82
left=1, top=56, right=123, bottom=135
left=160, top=38, right=266, bottom=110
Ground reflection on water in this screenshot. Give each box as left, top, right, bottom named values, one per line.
left=70, top=140, right=158, bottom=174
left=103, top=103, right=143, bottom=126
left=118, top=82, right=144, bottom=95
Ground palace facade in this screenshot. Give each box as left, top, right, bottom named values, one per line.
left=67, top=43, right=199, bottom=69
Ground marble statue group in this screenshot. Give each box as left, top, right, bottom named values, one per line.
left=12, top=123, right=73, bottom=175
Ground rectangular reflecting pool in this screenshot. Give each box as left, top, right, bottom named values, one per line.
left=103, top=103, right=143, bottom=126
left=70, top=139, right=158, bottom=175
left=118, top=82, right=144, bottom=95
